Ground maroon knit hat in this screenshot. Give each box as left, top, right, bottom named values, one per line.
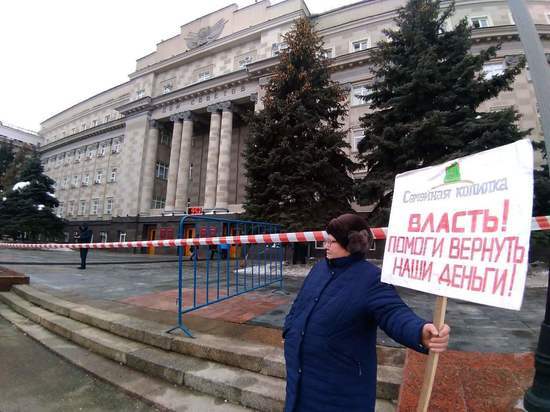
left=326, top=213, right=372, bottom=254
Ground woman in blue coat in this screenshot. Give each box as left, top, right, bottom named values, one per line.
left=283, top=214, right=450, bottom=411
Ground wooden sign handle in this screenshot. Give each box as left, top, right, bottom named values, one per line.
left=416, top=295, right=448, bottom=412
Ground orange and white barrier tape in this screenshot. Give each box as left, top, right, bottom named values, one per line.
left=0, top=216, right=548, bottom=250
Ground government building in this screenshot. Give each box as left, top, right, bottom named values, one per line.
left=38, top=0, right=550, bottom=247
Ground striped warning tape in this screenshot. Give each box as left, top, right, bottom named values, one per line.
left=0, top=216, right=548, bottom=250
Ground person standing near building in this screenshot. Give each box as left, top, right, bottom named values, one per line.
left=283, top=213, right=450, bottom=412
left=75, top=224, right=93, bottom=270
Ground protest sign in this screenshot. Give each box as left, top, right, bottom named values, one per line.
left=381, top=139, right=534, bottom=310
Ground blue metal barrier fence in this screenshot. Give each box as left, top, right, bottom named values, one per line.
left=167, top=215, right=284, bottom=337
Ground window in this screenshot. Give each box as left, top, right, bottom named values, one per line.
left=81, top=123, right=86, bottom=130
left=105, top=198, right=113, bottom=215
left=72, top=128, right=76, bottom=134
left=152, top=197, right=166, bottom=209
left=104, top=114, right=110, bottom=123
left=56, top=155, right=62, bottom=167
left=119, top=232, right=127, bottom=242
left=68, top=201, right=75, bottom=216
left=238, top=55, right=253, bottom=69
left=351, top=130, right=365, bottom=153
left=72, top=175, right=79, bottom=187
left=109, top=168, right=117, bottom=183
left=160, top=131, right=171, bottom=145
left=351, top=85, right=372, bottom=106
left=91, top=119, right=98, bottom=127
left=136, top=89, right=145, bottom=99
left=320, top=48, right=334, bottom=59
left=75, top=149, right=83, bottom=162
left=62, top=176, right=69, bottom=189
left=99, top=231, right=108, bottom=243
left=90, top=198, right=99, bottom=215
left=57, top=203, right=64, bottom=218
left=78, top=200, right=86, bottom=216
left=94, top=170, right=103, bottom=184
left=546, top=12, right=550, bottom=24
left=66, top=152, right=72, bottom=164
left=86, top=146, right=95, bottom=159
left=82, top=173, right=90, bottom=186
left=189, top=163, right=193, bottom=181
left=162, top=83, right=173, bottom=94
left=98, top=143, right=106, bottom=157
left=111, top=139, right=121, bottom=154
left=483, top=62, right=505, bottom=79
left=272, top=42, right=288, bottom=56
left=470, top=16, right=490, bottom=28
left=155, top=162, right=169, bottom=180
left=351, top=39, right=370, bottom=52
left=197, top=70, right=211, bottom=82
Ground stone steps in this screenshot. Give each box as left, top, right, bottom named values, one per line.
left=0, top=302, right=250, bottom=412
left=0, top=285, right=405, bottom=409
left=0, top=290, right=285, bottom=411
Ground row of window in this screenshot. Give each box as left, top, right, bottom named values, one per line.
left=55, top=168, right=118, bottom=190
left=154, top=162, right=194, bottom=181
left=51, top=113, right=122, bottom=141
left=45, top=139, right=122, bottom=170
left=57, top=197, right=114, bottom=218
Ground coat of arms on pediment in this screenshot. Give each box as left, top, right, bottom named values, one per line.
left=185, top=18, right=227, bottom=49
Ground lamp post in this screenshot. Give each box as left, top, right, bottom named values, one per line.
left=507, top=1, right=550, bottom=410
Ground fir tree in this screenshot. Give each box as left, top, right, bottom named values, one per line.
left=0, top=141, right=15, bottom=192
left=0, top=153, right=64, bottom=240
left=0, top=145, right=32, bottom=193
left=355, top=0, right=532, bottom=225
left=243, top=17, right=357, bottom=231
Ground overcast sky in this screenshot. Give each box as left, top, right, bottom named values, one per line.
left=0, top=0, right=359, bottom=132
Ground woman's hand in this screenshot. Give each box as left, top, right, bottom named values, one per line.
left=421, top=323, right=451, bottom=353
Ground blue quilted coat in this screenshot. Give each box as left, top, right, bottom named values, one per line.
left=283, top=254, right=428, bottom=411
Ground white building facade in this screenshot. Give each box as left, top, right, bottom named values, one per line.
left=38, top=0, right=550, bottom=246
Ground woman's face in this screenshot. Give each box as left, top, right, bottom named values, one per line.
left=324, top=235, right=350, bottom=259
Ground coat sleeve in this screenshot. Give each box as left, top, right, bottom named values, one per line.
left=365, top=276, right=428, bottom=354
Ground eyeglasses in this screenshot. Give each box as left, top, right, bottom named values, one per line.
left=323, top=238, right=338, bottom=247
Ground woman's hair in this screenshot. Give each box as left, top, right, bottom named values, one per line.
left=327, top=213, right=373, bottom=257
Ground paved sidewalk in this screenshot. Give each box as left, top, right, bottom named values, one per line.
left=0, top=316, right=157, bottom=412
left=0, top=248, right=547, bottom=352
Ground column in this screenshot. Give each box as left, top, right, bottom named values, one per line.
left=215, top=102, right=234, bottom=210
left=174, top=111, right=194, bottom=211
left=139, top=120, right=159, bottom=213
left=165, top=114, right=183, bottom=211
left=203, top=105, right=222, bottom=209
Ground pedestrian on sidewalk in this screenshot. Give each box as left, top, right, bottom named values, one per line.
left=74, top=224, right=93, bottom=270
left=282, top=213, right=450, bottom=412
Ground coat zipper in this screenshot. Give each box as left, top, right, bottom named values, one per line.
left=357, top=361, right=362, bottom=376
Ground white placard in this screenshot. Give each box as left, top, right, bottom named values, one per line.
left=381, top=139, right=533, bottom=310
